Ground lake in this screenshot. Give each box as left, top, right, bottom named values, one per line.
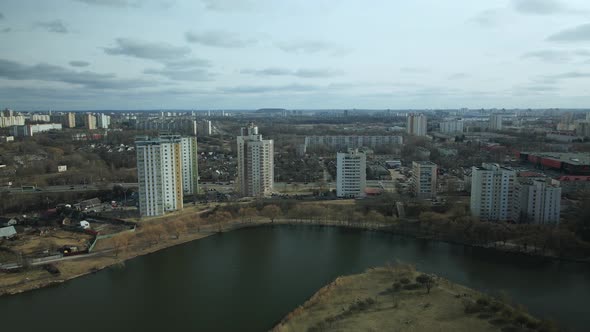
left=1, top=225, right=589, bottom=331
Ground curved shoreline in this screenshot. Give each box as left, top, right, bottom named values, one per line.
left=1, top=218, right=588, bottom=298
left=271, top=266, right=549, bottom=332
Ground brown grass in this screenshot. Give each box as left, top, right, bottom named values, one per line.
left=272, top=266, right=539, bottom=332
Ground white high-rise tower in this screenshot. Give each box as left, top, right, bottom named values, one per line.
left=237, top=123, right=274, bottom=197
left=136, top=135, right=184, bottom=217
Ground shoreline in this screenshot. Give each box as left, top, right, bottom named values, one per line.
left=1, top=218, right=587, bottom=298
left=269, top=219, right=590, bottom=264
left=271, top=266, right=550, bottom=332
left=0, top=220, right=265, bottom=297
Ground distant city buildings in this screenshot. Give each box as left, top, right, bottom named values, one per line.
left=136, top=135, right=184, bottom=217
left=304, top=135, right=403, bottom=151
left=65, top=112, right=76, bottom=128
left=134, top=118, right=197, bottom=136
left=336, top=149, right=366, bottom=198
left=470, top=163, right=562, bottom=224
left=237, top=123, right=274, bottom=197
left=180, top=136, right=199, bottom=195
left=514, top=178, right=561, bottom=225
left=0, top=109, right=25, bottom=128
left=575, top=120, right=590, bottom=138
left=439, top=118, right=464, bottom=134
left=407, top=113, right=427, bottom=136
left=10, top=123, right=63, bottom=137
left=470, top=163, right=516, bottom=222
left=198, top=120, right=213, bottom=136
left=96, top=114, right=111, bottom=129
left=30, top=114, right=50, bottom=122
left=411, top=161, right=437, bottom=198
left=489, top=114, right=503, bottom=131
left=84, top=114, right=97, bottom=130
left=518, top=152, right=590, bottom=175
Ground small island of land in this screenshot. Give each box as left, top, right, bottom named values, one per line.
left=273, top=264, right=559, bottom=332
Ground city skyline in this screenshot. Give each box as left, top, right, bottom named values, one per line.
left=1, top=0, right=590, bottom=110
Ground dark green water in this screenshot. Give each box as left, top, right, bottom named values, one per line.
left=1, top=225, right=589, bottom=332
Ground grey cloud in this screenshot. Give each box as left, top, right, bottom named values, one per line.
left=241, top=67, right=342, bottom=78
left=522, top=50, right=572, bottom=62
left=143, top=68, right=213, bottom=81
left=104, top=38, right=191, bottom=60
left=277, top=41, right=352, bottom=56
left=547, top=23, right=590, bottom=42
left=295, top=68, right=343, bottom=78
left=0, top=12, right=4, bottom=19
left=470, top=9, right=506, bottom=27
left=218, top=84, right=317, bottom=94
left=400, top=67, right=429, bottom=74
left=185, top=30, right=256, bottom=48
left=1, top=28, right=10, bottom=33
left=0, top=58, right=154, bottom=89
left=201, top=0, right=253, bottom=11
left=69, top=60, right=91, bottom=67
left=547, top=71, right=590, bottom=79
left=35, top=20, right=68, bottom=34
left=523, top=85, right=559, bottom=92
left=241, top=68, right=291, bottom=76
left=522, top=49, right=590, bottom=63
left=72, top=0, right=140, bottom=7
left=512, top=0, right=567, bottom=15
left=143, top=56, right=213, bottom=81
left=448, top=73, right=469, bottom=79
left=164, top=58, right=211, bottom=69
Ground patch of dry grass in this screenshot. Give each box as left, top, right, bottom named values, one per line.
left=273, top=265, right=542, bottom=332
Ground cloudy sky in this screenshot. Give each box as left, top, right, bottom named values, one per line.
left=1, top=0, right=590, bottom=110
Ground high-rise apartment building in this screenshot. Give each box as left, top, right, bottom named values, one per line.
left=411, top=161, right=438, bottom=198
left=180, top=136, right=199, bottom=195
left=198, top=120, right=213, bottom=136
left=237, top=123, right=274, bottom=197
left=336, top=149, right=366, bottom=198
left=84, top=114, right=97, bottom=130
left=470, top=163, right=516, bottom=222
left=407, top=113, right=427, bottom=136
left=489, top=114, right=503, bottom=131
left=514, top=178, right=561, bottom=225
left=136, top=135, right=184, bottom=217
left=97, top=114, right=111, bottom=129
left=65, top=112, right=76, bottom=128
left=439, top=119, right=464, bottom=134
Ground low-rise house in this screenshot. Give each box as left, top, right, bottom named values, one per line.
left=0, top=226, right=17, bottom=239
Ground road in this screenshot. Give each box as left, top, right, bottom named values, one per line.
left=4, top=179, right=397, bottom=195
left=3, top=183, right=139, bottom=194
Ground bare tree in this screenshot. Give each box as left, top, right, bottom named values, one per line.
left=261, top=205, right=281, bottom=223
left=416, top=274, right=435, bottom=294
left=112, top=233, right=131, bottom=257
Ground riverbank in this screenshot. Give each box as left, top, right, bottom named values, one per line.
left=1, top=214, right=587, bottom=298
left=269, top=219, right=590, bottom=264
left=272, top=265, right=555, bottom=332
left=0, top=218, right=265, bottom=297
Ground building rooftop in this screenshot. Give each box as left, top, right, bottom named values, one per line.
left=413, top=161, right=437, bottom=166
left=521, top=152, right=590, bottom=166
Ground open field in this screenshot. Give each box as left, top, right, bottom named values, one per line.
left=0, top=205, right=261, bottom=296
left=4, top=229, right=93, bottom=256
left=274, top=265, right=550, bottom=332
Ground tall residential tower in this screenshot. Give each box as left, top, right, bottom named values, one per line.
left=336, top=149, right=367, bottom=198
left=470, top=163, right=516, bottom=222
left=406, top=113, right=427, bottom=136
left=237, top=123, right=274, bottom=197
left=136, top=135, right=184, bottom=217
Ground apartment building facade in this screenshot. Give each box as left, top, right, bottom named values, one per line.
left=237, top=123, right=274, bottom=197
left=336, top=149, right=367, bottom=198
